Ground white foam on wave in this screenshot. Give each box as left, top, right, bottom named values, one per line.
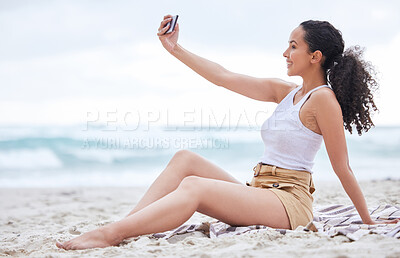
left=0, top=148, right=63, bottom=169
left=66, top=147, right=173, bottom=165
left=0, top=169, right=162, bottom=188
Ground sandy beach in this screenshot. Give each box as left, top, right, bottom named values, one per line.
left=1, top=179, right=399, bottom=257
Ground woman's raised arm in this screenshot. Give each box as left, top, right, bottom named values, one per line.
left=157, top=15, right=293, bottom=103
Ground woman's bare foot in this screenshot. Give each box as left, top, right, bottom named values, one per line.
left=56, top=226, right=122, bottom=250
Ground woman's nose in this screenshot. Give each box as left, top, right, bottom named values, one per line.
left=283, top=48, right=288, bottom=58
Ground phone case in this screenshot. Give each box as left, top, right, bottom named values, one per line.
left=165, top=15, right=179, bottom=34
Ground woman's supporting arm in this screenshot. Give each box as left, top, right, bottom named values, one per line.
left=314, top=89, right=374, bottom=223
left=335, top=165, right=373, bottom=223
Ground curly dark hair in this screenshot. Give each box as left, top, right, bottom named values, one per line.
left=300, top=20, right=379, bottom=136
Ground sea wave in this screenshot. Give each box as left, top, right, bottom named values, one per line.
left=0, top=125, right=399, bottom=186
left=0, top=148, right=63, bottom=170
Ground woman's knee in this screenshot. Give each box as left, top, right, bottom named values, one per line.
left=173, top=149, right=195, bottom=160
left=169, top=149, right=197, bottom=168
left=177, top=175, right=203, bottom=195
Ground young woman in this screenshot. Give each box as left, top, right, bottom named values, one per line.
left=56, top=15, right=399, bottom=250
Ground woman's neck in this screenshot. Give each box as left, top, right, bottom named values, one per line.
left=300, top=67, right=327, bottom=93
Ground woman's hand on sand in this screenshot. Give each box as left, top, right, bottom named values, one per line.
left=157, top=15, right=179, bottom=53
left=364, top=218, right=400, bottom=226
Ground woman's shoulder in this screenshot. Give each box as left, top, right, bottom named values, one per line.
left=274, top=81, right=298, bottom=103
left=310, top=86, right=337, bottom=102
left=309, top=86, right=341, bottom=112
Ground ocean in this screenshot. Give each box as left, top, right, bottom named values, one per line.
left=0, top=125, right=399, bottom=187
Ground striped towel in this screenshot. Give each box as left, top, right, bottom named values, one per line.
left=152, top=204, right=400, bottom=241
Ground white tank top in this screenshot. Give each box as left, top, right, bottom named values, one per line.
left=259, top=84, right=331, bottom=173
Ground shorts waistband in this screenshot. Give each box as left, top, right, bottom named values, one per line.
left=253, top=162, right=309, bottom=176
left=252, top=162, right=315, bottom=194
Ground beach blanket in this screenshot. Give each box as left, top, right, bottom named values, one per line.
left=153, top=204, right=400, bottom=241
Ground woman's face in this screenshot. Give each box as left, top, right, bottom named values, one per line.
left=283, top=26, right=313, bottom=77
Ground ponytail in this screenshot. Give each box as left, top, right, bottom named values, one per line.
left=300, top=20, right=379, bottom=136
left=328, top=46, right=379, bottom=135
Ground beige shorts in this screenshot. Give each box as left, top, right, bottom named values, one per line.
left=246, top=163, right=315, bottom=230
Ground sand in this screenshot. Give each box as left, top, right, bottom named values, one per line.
left=1, top=179, right=399, bottom=257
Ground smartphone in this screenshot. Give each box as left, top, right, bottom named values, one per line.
left=164, top=15, right=179, bottom=34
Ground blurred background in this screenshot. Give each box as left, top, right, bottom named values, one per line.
left=0, top=0, right=399, bottom=187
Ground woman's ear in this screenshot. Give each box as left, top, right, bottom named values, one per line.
left=311, top=50, right=323, bottom=64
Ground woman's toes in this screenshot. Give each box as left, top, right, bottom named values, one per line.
left=64, top=241, right=72, bottom=250
left=56, top=241, right=65, bottom=249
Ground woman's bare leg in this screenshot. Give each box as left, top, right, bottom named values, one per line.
left=126, top=150, right=242, bottom=216
left=56, top=176, right=290, bottom=250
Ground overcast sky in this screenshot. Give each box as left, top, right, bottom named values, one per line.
left=0, top=0, right=399, bottom=127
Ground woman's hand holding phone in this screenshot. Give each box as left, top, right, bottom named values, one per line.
left=157, top=15, right=179, bottom=53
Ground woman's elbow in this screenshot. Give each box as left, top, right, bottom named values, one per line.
left=214, top=71, right=231, bottom=87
